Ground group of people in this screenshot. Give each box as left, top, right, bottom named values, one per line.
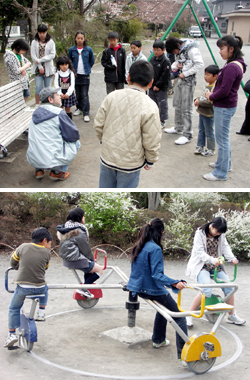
left=5, top=211, right=245, bottom=370
left=4, top=26, right=248, bottom=186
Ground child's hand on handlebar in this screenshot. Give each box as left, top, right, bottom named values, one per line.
left=173, top=281, right=187, bottom=290
left=231, top=258, right=238, bottom=265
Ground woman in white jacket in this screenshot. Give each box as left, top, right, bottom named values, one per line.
left=31, top=24, right=56, bottom=106
left=186, top=217, right=245, bottom=327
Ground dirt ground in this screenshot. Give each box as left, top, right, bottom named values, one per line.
left=0, top=255, right=250, bottom=380
left=0, top=38, right=249, bottom=189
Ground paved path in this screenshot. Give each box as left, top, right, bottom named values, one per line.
left=0, top=39, right=249, bottom=188
left=1, top=256, right=249, bottom=380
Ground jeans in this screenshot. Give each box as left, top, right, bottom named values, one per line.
left=139, top=293, right=187, bottom=358
left=173, top=76, right=196, bottom=140
left=197, top=269, right=233, bottom=298
left=212, top=106, right=236, bottom=179
left=35, top=76, right=53, bottom=95
left=106, top=82, right=124, bottom=94
left=197, top=114, right=215, bottom=150
left=8, top=285, right=48, bottom=329
left=75, top=75, right=90, bottom=116
left=149, top=88, right=168, bottom=121
left=99, top=162, right=140, bottom=188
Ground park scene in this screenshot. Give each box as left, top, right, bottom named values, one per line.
left=0, top=0, right=249, bottom=188
left=0, top=191, right=250, bottom=379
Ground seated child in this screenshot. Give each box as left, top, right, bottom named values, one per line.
left=125, top=40, right=147, bottom=80
left=57, top=207, right=103, bottom=298
left=194, top=65, right=220, bottom=156
left=4, top=227, right=52, bottom=348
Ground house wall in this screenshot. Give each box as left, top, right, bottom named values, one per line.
left=227, top=15, right=250, bottom=43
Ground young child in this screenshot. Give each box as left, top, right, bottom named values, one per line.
left=125, top=40, right=147, bottom=80
left=68, top=31, right=95, bottom=122
left=4, top=38, right=31, bottom=101
left=94, top=60, right=162, bottom=188
left=54, top=56, right=77, bottom=119
left=4, top=228, right=52, bottom=348
left=194, top=65, right=220, bottom=156
left=57, top=207, right=103, bottom=298
left=149, top=40, right=171, bottom=128
left=164, top=37, right=204, bottom=145
left=101, top=31, right=126, bottom=94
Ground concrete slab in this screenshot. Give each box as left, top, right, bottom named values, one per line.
left=1, top=256, right=249, bottom=380
left=101, top=325, right=152, bottom=346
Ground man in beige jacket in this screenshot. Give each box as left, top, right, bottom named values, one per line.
left=94, top=60, right=162, bottom=188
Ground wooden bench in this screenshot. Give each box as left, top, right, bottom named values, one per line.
left=0, top=80, right=34, bottom=159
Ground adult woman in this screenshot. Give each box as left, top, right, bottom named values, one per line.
left=127, top=218, right=187, bottom=365
left=31, top=24, right=56, bottom=106
left=186, top=217, right=245, bottom=327
left=68, top=31, right=95, bottom=122
left=57, top=208, right=103, bottom=298
left=204, top=35, right=247, bottom=181
left=4, top=38, right=31, bottom=100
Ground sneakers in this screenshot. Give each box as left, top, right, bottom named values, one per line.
left=84, top=115, right=90, bottom=122
left=209, top=162, right=232, bottom=172
left=226, top=312, right=246, bottom=325
left=194, top=146, right=204, bottom=154
left=36, top=314, right=46, bottom=322
left=175, top=136, right=191, bottom=145
left=4, top=334, right=18, bottom=348
left=201, top=149, right=215, bottom=156
left=161, top=120, right=166, bottom=129
left=164, top=127, right=182, bottom=134
left=152, top=340, right=170, bottom=348
left=186, top=316, right=193, bottom=328
left=35, top=169, right=45, bottom=179
left=203, top=172, right=227, bottom=181
left=77, top=289, right=94, bottom=299
left=180, top=359, right=188, bottom=368
left=49, top=170, right=70, bottom=181
left=73, top=109, right=82, bottom=116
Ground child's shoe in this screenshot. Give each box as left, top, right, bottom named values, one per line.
left=194, top=146, right=204, bottom=154
left=186, top=316, right=193, bottom=328
left=226, top=312, right=246, bottom=325
left=160, top=120, right=166, bottom=129
left=201, top=149, right=215, bottom=156
left=4, top=334, right=18, bottom=348
left=152, top=339, right=170, bottom=348
left=180, top=359, right=188, bottom=368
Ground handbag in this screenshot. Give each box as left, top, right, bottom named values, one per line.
left=243, top=79, right=250, bottom=94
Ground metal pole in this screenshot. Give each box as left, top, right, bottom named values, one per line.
left=125, top=291, right=140, bottom=327
left=148, top=0, right=192, bottom=61
left=190, top=3, right=218, bottom=65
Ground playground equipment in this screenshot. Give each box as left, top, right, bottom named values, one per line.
left=204, top=262, right=238, bottom=323
left=5, top=249, right=239, bottom=374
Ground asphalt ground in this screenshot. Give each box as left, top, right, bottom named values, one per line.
left=0, top=38, right=249, bottom=189
left=0, top=255, right=250, bottom=380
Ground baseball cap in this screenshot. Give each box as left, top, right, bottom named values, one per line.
left=39, top=86, right=60, bottom=102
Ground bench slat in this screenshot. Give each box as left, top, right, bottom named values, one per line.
left=0, top=112, right=33, bottom=147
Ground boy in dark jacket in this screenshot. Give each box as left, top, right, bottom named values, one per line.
left=101, top=31, right=126, bottom=94
left=149, top=40, right=171, bottom=128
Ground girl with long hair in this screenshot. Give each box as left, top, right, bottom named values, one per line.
left=127, top=218, right=188, bottom=366
left=68, top=31, right=95, bottom=122
left=31, top=24, right=56, bottom=106
left=186, top=217, right=245, bottom=327
left=204, top=35, right=247, bottom=181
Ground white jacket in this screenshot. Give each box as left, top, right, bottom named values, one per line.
left=30, top=39, right=55, bottom=77
left=94, top=85, right=162, bottom=172
left=186, top=228, right=236, bottom=281
left=172, top=39, right=204, bottom=78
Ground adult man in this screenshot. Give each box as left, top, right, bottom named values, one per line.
left=27, top=87, right=80, bottom=180
left=164, top=37, right=204, bottom=145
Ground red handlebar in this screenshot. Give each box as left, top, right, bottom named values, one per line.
left=94, top=248, right=107, bottom=270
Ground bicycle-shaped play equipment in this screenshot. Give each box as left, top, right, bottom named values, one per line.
left=204, top=261, right=237, bottom=323
left=5, top=267, right=44, bottom=352
left=5, top=250, right=239, bottom=374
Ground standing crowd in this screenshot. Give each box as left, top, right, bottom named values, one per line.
left=3, top=26, right=248, bottom=187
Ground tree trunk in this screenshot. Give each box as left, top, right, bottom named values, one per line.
left=147, top=192, right=160, bottom=211
left=29, top=0, right=38, bottom=40
left=80, top=0, right=84, bottom=15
